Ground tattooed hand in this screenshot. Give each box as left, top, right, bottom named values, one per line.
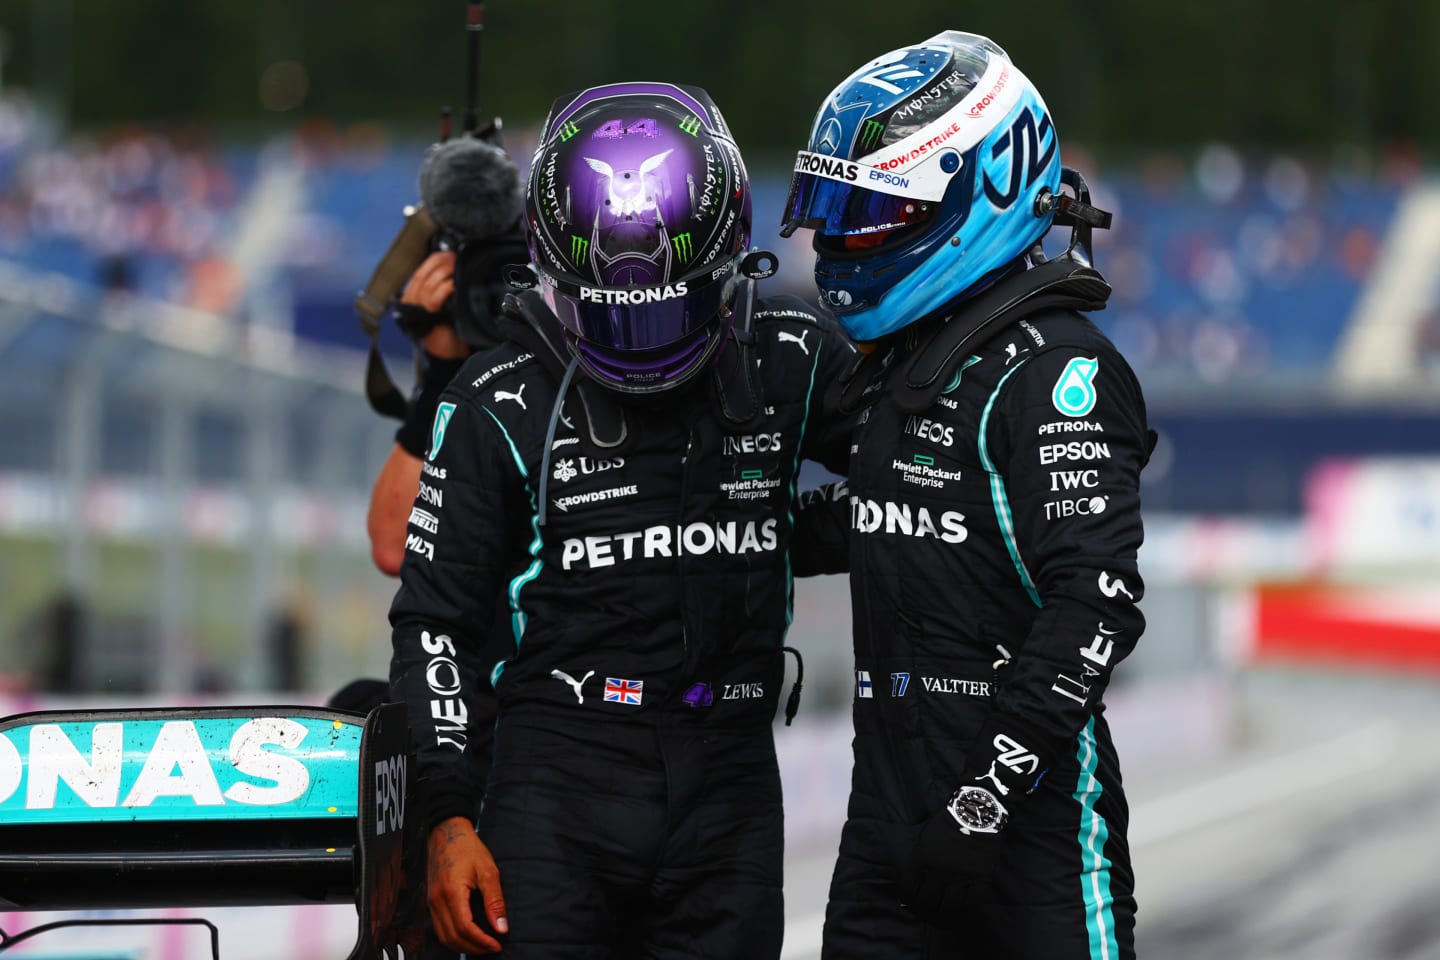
left=427, top=816, right=509, bottom=954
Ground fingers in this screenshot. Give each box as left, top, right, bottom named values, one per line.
left=399, top=258, right=432, bottom=303
left=401, top=251, right=458, bottom=312
left=420, top=276, right=456, bottom=314
left=475, top=859, right=510, bottom=936
left=413, top=250, right=457, bottom=287
left=428, top=873, right=502, bottom=954
left=426, top=820, right=507, bottom=955
left=436, top=877, right=503, bottom=955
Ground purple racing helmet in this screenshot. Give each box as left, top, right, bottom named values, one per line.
left=525, top=82, right=754, bottom=394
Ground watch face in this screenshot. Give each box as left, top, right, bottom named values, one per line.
left=948, top=786, right=1008, bottom=834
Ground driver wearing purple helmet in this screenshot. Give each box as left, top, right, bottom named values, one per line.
left=389, top=82, right=854, bottom=958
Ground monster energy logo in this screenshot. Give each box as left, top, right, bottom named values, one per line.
left=571, top=235, right=590, bottom=262
left=860, top=119, right=885, bottom=151
left=672, top=233, right=694, bottom=262
left=558, top=120, right=580, bottom=142
left=678, top=115, right=701, bottom=136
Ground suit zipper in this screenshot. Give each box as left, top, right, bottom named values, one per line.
left=678, top=427, right=694, bottom=659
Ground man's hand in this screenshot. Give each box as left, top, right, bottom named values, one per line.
left=402, top=251, right=458, bottom=313
left=900, top=714, right=1052, bottom=925
left=427, top=816, right=508, bottom=954
left=899, top=800, right=1005, bottom=926
left=396, top=251, right=471, bottom=358
left=421, top=323, right=470, bottom=360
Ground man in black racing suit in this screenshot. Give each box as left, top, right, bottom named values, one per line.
left=784, top=32, right=1154, bottom=959
left=390, top=82, right=852, bottom=959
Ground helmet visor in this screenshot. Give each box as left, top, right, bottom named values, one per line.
left=556, top=273, right=757, bottom=395
left=781, top=150, right=952, bottom=242
left=783, top=170, right=938, bottom=241
left=571, top=326, right=716, bottom=394
left=533, top=255, right=741, bottom=350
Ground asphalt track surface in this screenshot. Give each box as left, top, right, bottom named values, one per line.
left=779, top=668, right=1440, bottom=960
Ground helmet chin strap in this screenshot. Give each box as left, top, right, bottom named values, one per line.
left=537, top=354, right=582, bottom=528
left=710, top=275, right=763, bottom=430
left=502, top=249, right=781, bottom=479
left=497, top=289, right=631, bottom=451
left=822, top=169, right=1115, bottom=419
left=709, top=248, right=779, bottom=431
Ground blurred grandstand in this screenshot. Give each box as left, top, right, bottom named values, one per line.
left=0, top=94, right=396, bottom=697
left=3, top=79, right=1440, bottom=705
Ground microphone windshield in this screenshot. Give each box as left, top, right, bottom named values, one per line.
left=419, top=137, right=525, bottom=243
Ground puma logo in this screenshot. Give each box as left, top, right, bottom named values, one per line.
left=494, top=384, right=527, bottom=410
left=551, top=668, right=594, bottom=704
left=1004, top=343, right=1019, bottom=364
left=979, top=759, right=1011, bottom=796
left=778, top=330, right=810, bottom=355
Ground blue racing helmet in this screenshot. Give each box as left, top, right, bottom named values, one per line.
left=781, top=31, right=1062, bottom=342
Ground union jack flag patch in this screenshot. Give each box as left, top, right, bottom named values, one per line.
left=604, top=677, right=644, bottom=705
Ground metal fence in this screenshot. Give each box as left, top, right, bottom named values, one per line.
left=0, top=260, right=400, bottom=696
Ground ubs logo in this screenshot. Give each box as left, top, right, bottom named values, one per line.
left=553, top=457, right=625, bottom=483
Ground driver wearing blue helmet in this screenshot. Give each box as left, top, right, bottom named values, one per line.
left=783, top=31, right=1155, bottom=960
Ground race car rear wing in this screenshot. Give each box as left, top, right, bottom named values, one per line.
left=0, top=704, right=422, bottom=958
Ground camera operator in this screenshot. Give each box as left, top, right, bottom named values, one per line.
left=366, top=136, right=528, bottom=576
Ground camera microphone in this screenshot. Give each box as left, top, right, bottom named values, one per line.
left=418, top=137, right=524, bottom=245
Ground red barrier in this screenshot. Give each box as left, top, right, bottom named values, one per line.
left=1254, top=584, right=1440, bottom=671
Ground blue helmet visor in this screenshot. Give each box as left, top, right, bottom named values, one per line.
left=782, top=170, right=937, bottom=240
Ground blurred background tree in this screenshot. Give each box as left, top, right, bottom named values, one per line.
left=1, top=0, right=1438, bottom=158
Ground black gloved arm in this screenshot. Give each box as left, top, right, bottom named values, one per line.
left=800, top=315, right=860, bottom=475
left=394, top=353, right=468, bottom=458
left=792, top=480, right=850, bottom=577
left=985, top=342, right=1151, bottom=753
left=393, top=301, right=447, bottom=343
left=899, top=711, right=1053, bottom=921
left=389, top=385, right=522, bottom=833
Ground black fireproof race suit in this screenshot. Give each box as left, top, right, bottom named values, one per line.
left=808, top=281, right=1153, bottom=959
left=389, top=293, right=851, bottom=959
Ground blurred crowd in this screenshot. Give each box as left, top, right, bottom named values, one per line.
left=1086, top=146, right=1402, bottom=381
left=0, top=91, right=246, bottom=306
left=1, top=91, right=1436, bottom=385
